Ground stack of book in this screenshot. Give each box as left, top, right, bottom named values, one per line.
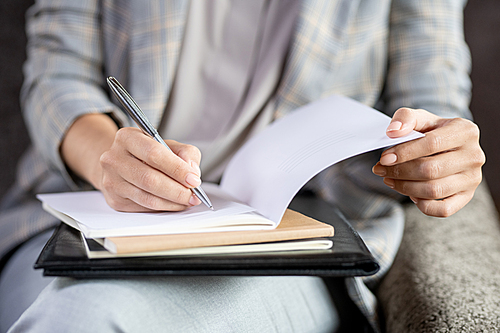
left=40, top=189, right=336, bottom=259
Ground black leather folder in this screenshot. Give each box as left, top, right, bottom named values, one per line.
left=35, top=192, right=379, bottom=278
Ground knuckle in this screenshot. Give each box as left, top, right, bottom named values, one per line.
left=106, top=198, right=119, bottom=210
left=99, top=151, right=114, bottom=168
left=183, top=144, right=202, bottom=160
left=420, top=200, right=453, bottom=218
left=141, top=194, right=159, bottom=210
left=463, top=119, right=480, bottom=140
left=426, top=134, right=442, bottom=153
left=175, top=188, right=190, bottom=204
left=146, top=145, right=164, bottom=166
left=479, top=150, right=486, bottom=166
left=398, top=180, right=410, bottom=195
left=473, top=149, right=486, bottom=167
left=471, top=123, right=480, bottom=140
left=139, top=172, right=159, bottom=191
left=418, top=200, right=433, bottom=216
left=394, top=107, right=413, bottom=118
left=453, top=118, right=481, bottom=142
left=390, top=166, right=402, bottom=179
left=106, top=195, right=126, bottom=211
left=171, top=198, right=191, bottom=211
left=114, top=127, right=130, bottom=144
left=426, top=183, right=443, bottom=199
left=392, top=165, right=404, bottom=179
left=449, top=117, right=463, bottom=126
left=170, top=162, right=185, bottom=181
left=419, top=161, right=441, bottom=180
left=470, top=169, right=483, bottom=187
left=100, top=176, right=114, bottom=190
left=397, top=151, right=410, bottom=164
left=175, top=189, right=185, bottom=203
left=475, top=170, right=483, bottom=185
left=439, top=204, right=455, bottom=218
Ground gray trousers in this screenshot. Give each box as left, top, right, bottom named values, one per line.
left=0, top=231, right=339, bottom=333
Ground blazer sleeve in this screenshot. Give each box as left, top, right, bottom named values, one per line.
left=384, top=0, right=473, bottom=119
left=20, top=0, right=130, bottom=188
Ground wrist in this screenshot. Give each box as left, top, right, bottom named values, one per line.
left=60, top=113, right=118, bottom=188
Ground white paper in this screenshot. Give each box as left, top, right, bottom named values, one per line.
left=221, top=95, right=423, bottom=222
left=38, top=184, right=275, bottom=238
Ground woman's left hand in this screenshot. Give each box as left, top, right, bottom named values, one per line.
left=372, top=108, right=485, bottom=217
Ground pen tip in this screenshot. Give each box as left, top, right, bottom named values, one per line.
left=210, top=206, right=214, bottom=211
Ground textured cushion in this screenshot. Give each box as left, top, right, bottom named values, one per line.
left=378, top=182, right=500, bottom=332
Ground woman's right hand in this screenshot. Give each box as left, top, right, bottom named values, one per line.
left=99, top=127, right=202, bottom=212
left=61, top=114, right=202, bottom=212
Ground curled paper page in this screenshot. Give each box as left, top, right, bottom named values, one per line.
left=221, top=95, right=424, bottom=222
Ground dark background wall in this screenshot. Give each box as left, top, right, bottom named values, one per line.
left=0, top=0, right=499, bottom=213
left=464, top=1, right=500, bottom=213
left=0, top=0, right=32, bottom=200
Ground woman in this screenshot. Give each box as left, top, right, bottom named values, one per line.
left=0, top=1, right=484, bottom=332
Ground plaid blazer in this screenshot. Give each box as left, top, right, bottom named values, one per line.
left=1, top=1, right=471, bottom=331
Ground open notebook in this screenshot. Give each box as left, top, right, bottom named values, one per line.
left=38, top=95, right=423, bottom=242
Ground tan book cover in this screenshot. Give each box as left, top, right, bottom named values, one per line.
left=104, top=209, right=334, bottom=254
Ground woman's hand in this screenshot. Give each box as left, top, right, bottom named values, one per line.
left=98, top=127, right=202, bottom=212
left=372, top=108, right=485, bottom=217
left=61, top=114, right=202, bottom=212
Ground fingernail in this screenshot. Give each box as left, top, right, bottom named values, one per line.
left=372, top=164, right=386, bottom=176
left=386, top=121, right=403, bottom=132
left=190, top=160, right=201, bottom=176
left=189, top=194, right=201, bottom=206
left=384, top=178, right=395, bottom=189
left=410, top=197, right=418, bottom=204
left=380, top=153, right=397, bottom=166
left=186, top=173, right=201, bottom=187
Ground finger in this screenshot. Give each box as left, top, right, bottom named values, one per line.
left=382, top=172, right=481, bottom=200
left=116, top=128, right=201, bottom=188
left=108, top=151, right=196, bottom=206
left=385, top=107, right=441, bottom=139
left=410, top=191, right=475, bottom=218
left=373, top=149, right=471, bottom=180
left=101, top=165, right=197, bottom=212
left=380, top=117, right=478, bottom=166
left=104, top=181, right=192, bottom=212
left=121, top=183, right=196, bottom=211
left=99, top=168, right=183, bottom=212
left=104, top=194, right=156, bottom=213
left=99, top=141, right=201, bottom=210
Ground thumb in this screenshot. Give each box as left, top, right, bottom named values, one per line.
left=386, top=107, right=440, bottom=138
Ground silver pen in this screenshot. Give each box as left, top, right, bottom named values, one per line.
left=107, top=76, right=213, bottom=210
